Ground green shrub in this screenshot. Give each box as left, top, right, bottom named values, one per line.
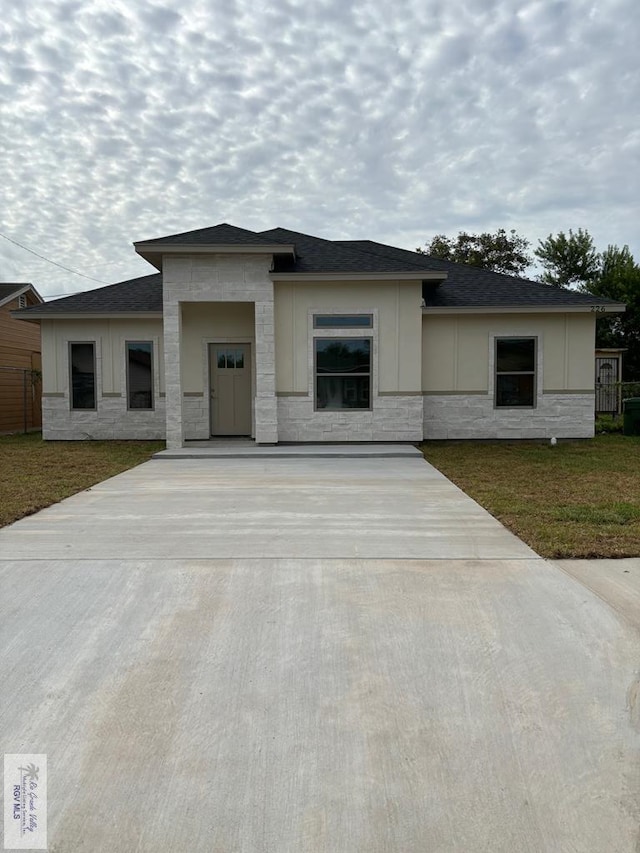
left=595, top=414, right=624, bottom=434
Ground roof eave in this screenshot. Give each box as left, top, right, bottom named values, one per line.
left=423, top=303, right=626, bottom=315
left=271, top=271, right=447, bottom=282
left=0, top=283, right=44, bottom=309
left=134, top=242, right=296, bottom=270
left=11, top=311, right=164, bottom=321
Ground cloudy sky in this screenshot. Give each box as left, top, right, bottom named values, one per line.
left=1, top=0, right=639, bottom=298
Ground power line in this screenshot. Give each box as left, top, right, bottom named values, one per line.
left=0, top=231, right=109, bottom=284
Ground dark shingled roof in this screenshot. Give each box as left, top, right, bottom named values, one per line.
left=337, top=240, right=620, bottom=307
left=136, top=223, right=283, bottom=247
left=19, top=226, right=624, bottom=316
left=0, top=283, right=35, bottom=302
left=259, top=228, right=436, bottom=274
left=16, top=274, right=162, bottom=315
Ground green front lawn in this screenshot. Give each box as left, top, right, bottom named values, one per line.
left=0, top=433, right=165, bottom=528
left=3, top=433, right=639, bottom=558
left=421, top=435, right=640, bottom=558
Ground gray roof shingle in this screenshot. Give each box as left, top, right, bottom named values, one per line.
left=16, top=274, right=162, bottom=315
left=0, top=284, right=28, bottom=301
left=18, top=226, right=624, bottom=315
left=259, top=228, right=435, bottom=274
left=337, top=239, right=621, bottom=307
left=0, top=282, right=38, bottom=303
left=136, top=223, right=282, bottom=247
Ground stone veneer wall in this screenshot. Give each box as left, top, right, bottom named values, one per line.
left=163, top=254, right=276, bottom=447
left=182, top=395, right=209, bottom=440
left=42, top=395, right=166, bottom=440
left=423, top=393, right=594, bottom=440
left=277, top=394, right=424, bottom=442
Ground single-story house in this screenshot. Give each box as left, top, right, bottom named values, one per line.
left=14, top=224, right=625, bottom=446
left=1, top=282, right=43, bottom=433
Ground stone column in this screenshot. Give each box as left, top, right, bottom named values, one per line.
left=163, top=300, right=184, bottom=448
left=254, top=298, right=278, bottom=444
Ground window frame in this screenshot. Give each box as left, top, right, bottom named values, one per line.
left=494, top=336, right=537, bottom=409
left=69, top=341, right=97, bottom=411
left=313, top=336, right=373, bottom=411
left=126, top=340, right=154, bottom=411
left=313, top=314, right=373, bottom=329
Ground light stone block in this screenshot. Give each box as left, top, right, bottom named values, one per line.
left=423, top=393, right=595, bottom=440
left=278, top=395, right=423, bottom=443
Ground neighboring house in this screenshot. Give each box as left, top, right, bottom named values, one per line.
left=14, top=224, right=625, bottom=446
left=0, top=283, right=43, bottom=433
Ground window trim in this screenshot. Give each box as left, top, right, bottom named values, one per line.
left=313, top=336, right=373, bottom=411
left=126, top=340, right=154, bottom=411
left=69, top=341, right=97, bottom=411
left=494, top=336, right=537, bottom=409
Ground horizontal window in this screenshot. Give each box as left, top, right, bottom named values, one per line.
left=313, top=314, right=372, bottom=329
left=315, top=338, right=371, bottom=410
left=127, top=342, right=153, bottom=409
left=495, top=338, right=536, bottom=407
left=69, top=342, right=96, bottom=410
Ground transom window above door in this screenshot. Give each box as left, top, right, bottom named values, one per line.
left=216, top=348, right=245, bottom=369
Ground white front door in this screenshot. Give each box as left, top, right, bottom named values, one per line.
left=209, top=344, right=252, bottom=436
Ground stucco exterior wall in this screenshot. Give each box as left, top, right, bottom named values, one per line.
left=422, top=312, right=595, bottom=393
left=181, top=303, right=254, bottom=393
left=38, top=290, right=599, bottom=444
left=275, top=281, right=423, bottom=393
left=273, top=280, right=424, bottom=441
left=422, top=312, right=595, bottom=439
left=40, top=318, right=165, bottom=440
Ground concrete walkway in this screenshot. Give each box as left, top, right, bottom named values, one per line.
left=0, top=455, right=638, bottom=852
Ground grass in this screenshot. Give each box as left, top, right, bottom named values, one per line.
left=421, top=435, right=640, bottom=559
left=2, top=432, right=638, bottom=559
left=0, top=432, right=165, bottom=528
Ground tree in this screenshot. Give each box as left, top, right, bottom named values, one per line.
left=581, top=244, right=640, bottom=380
left=534, top=228, right=600, bottom=288
left=417, top=229, right=532, bottom=276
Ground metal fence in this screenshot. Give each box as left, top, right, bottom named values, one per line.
left=595, top=381, right=640, bottom=415
left=0, top=366, right=42, bottom=434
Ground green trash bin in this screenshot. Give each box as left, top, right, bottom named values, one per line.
left=623, top=397, right=640, bottom=435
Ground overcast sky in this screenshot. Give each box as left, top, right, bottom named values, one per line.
left=1, top=0, right=639, bottom=298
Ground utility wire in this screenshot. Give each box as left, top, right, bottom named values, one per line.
left=0, top=231, right=109, bottom=284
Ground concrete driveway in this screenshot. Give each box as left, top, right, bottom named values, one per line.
left=1, top=451, right=638, bottom=852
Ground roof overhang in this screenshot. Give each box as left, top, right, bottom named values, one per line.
left=271, top=271, right=447, bottom=282
left=0, top=283, right=44, bottom=309
left=134, top=242, right=296, bottom=270
left=11, top=311, right=163, bottom=322
left=423, top=303, right=626, bottom=315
